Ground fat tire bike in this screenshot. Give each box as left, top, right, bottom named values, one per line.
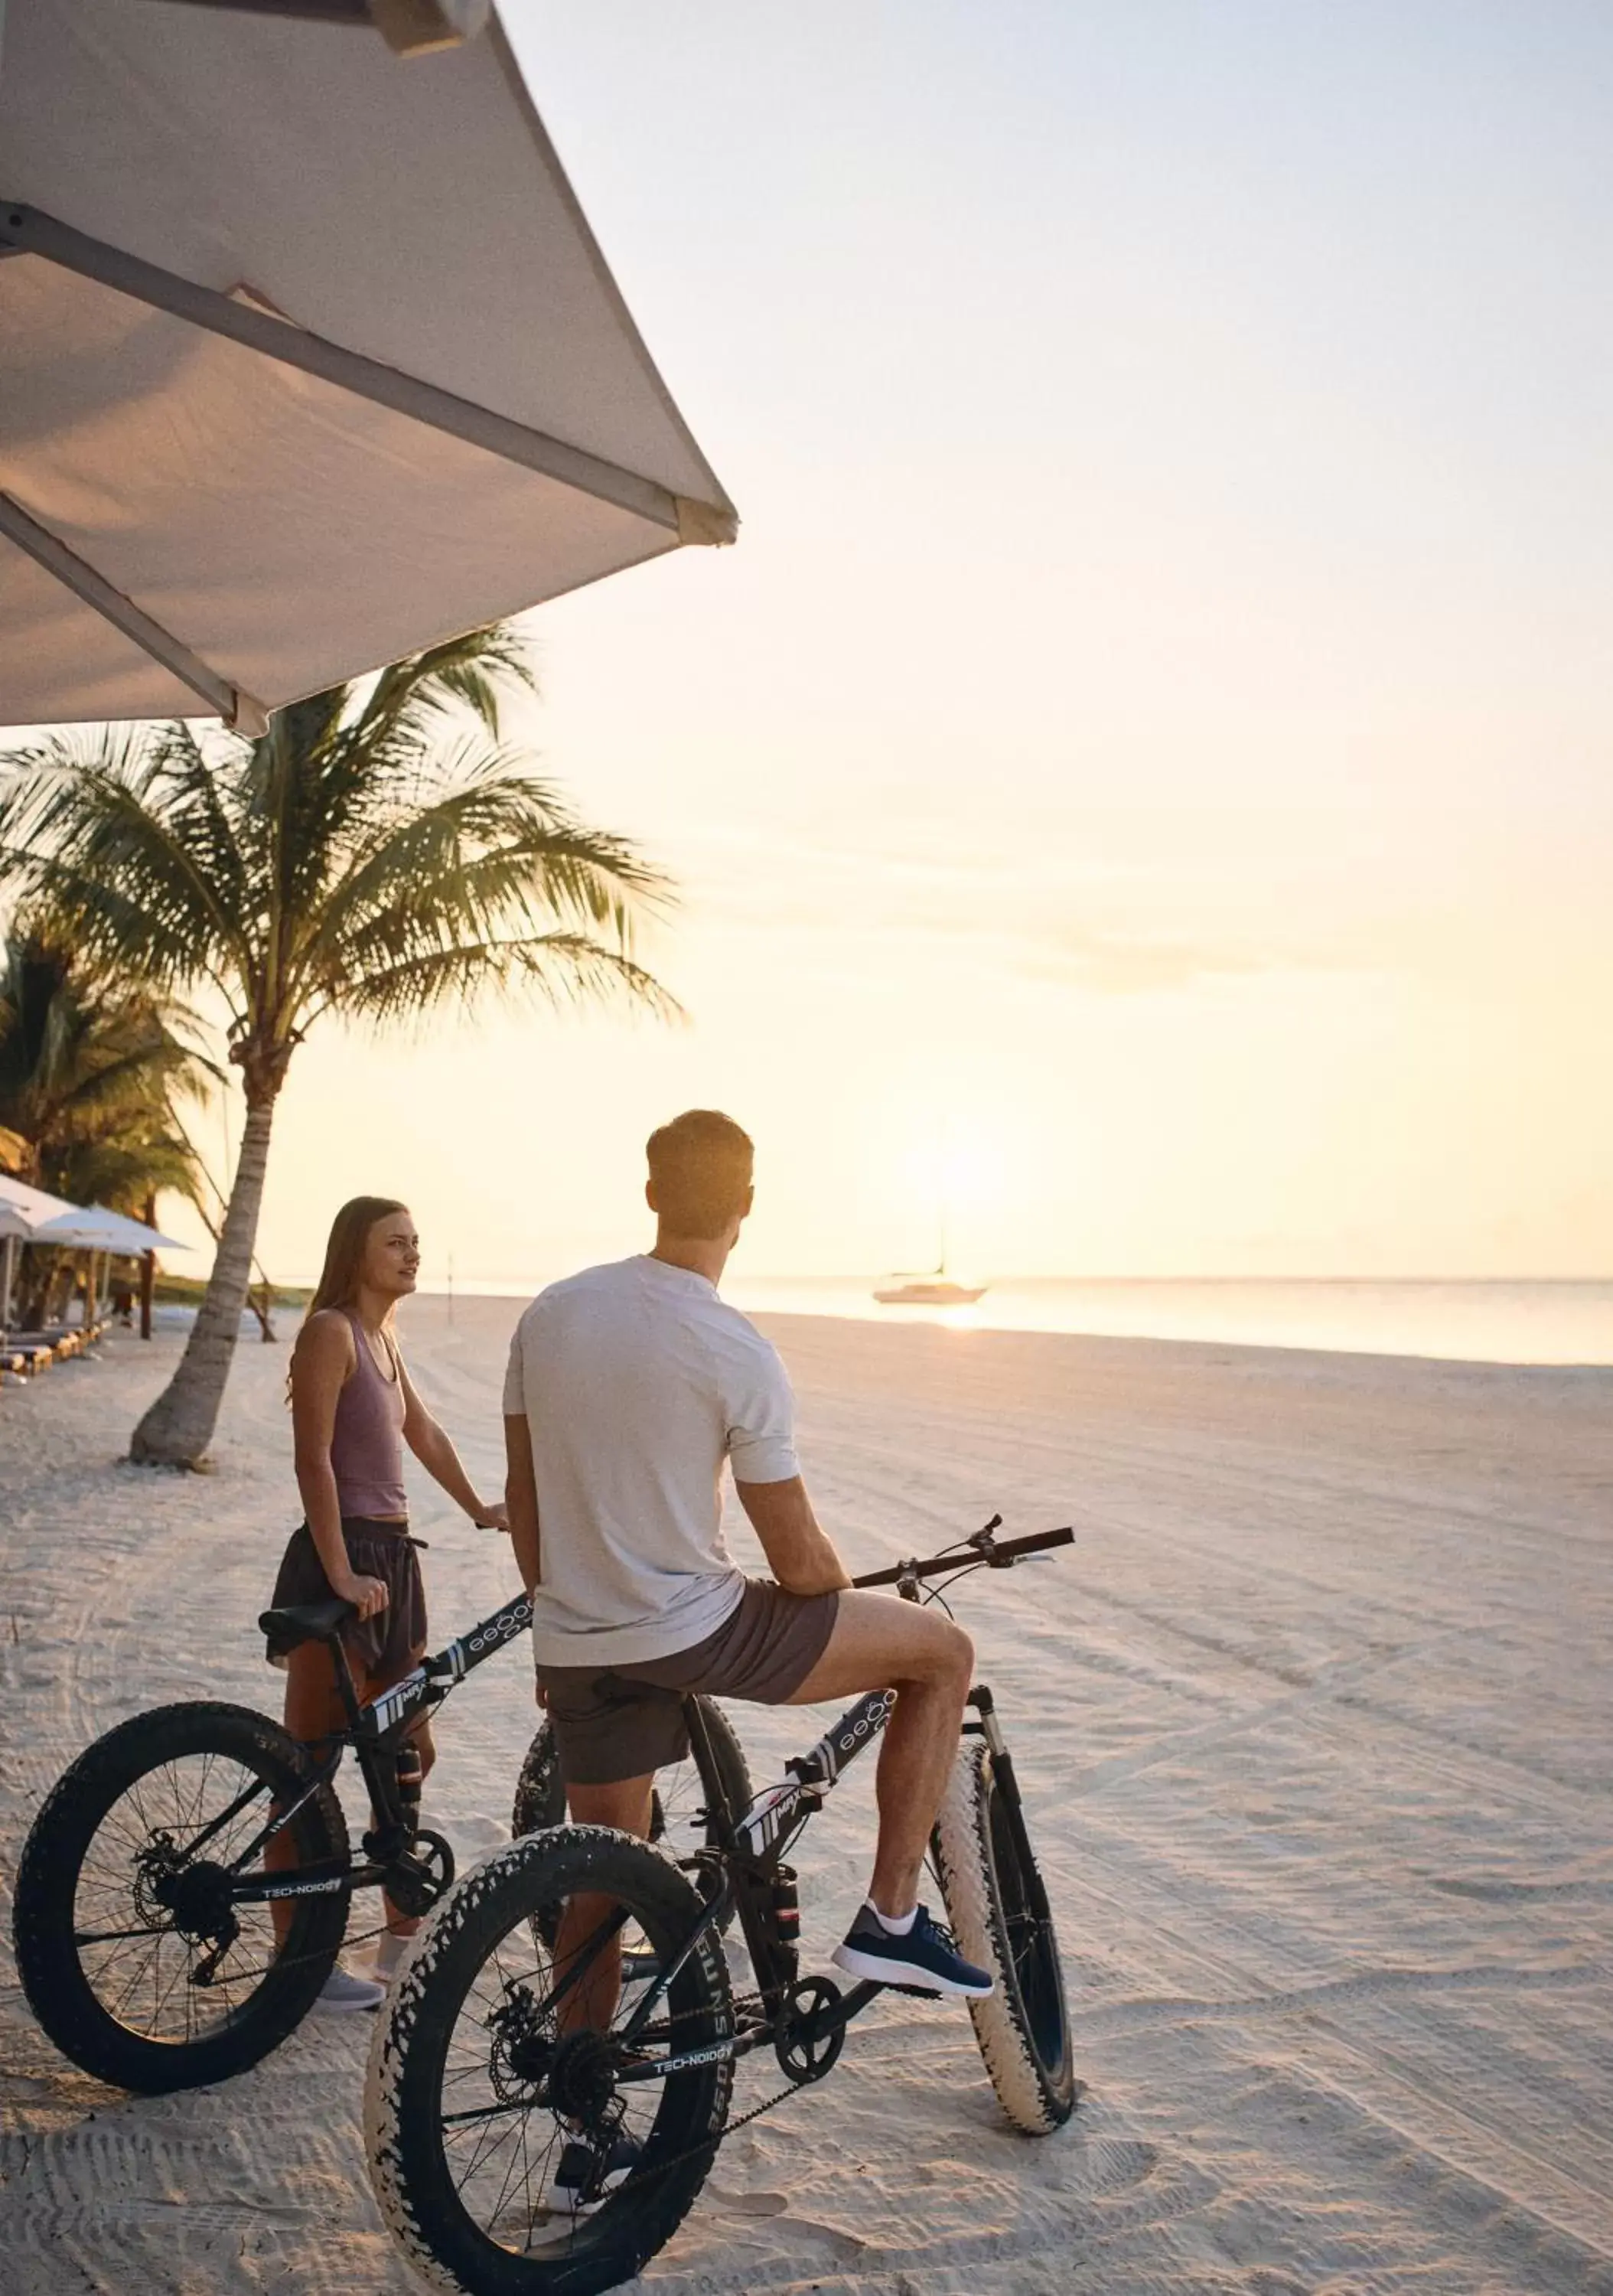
left=11, top=1587, right=733, bottom=2096
left=365, top=1518, right=1078, bottom=2296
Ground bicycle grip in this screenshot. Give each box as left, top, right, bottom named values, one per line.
left=852, top=1525, right=1072, bottom=1589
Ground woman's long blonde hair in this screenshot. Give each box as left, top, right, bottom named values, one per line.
left=288, top=1196, right=408, bottom=1396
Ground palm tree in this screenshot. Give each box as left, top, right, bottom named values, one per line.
left=0, top=931, right=213, bottom=1326
left=0, top=628, right=673, bottom=1466
left=0, top=932, right=213, bottom=1188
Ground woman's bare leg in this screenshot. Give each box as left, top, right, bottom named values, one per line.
left=379, top=1667, right=435, bottom=1941
left=268, top=1643, right=346, bottom=1947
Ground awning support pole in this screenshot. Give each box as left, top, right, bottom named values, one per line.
left=0, top=204, right=731, bottom=541
left=0, top=492, right=271, bottom=734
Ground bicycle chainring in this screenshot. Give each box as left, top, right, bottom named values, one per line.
left=384, top=1828, right=455, bottom=1917
left=774, top=1975, right=846, bottom=2086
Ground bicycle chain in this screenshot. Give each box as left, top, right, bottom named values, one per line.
left=573, top=1978, right=866, bottom=2206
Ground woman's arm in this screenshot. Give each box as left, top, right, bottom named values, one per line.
left=397, top=1353, right=508, bottom=1528
left=291, top=1314, right=389, bottom=1620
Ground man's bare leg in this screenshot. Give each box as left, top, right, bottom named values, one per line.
left=786, top=1590, right=973, bottom=1917
left=553, top=1774, right=654, bottom=2031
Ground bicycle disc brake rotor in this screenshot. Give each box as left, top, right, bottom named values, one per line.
left=774, top=1975, right=846, bottom=2086
left=138, top=1837, right=233, bottom=1942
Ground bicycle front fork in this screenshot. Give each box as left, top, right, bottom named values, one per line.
left=960, top=1684, right=1052, bottom=1926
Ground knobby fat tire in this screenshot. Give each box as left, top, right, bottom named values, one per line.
left=13, top=1700, right=349, bottom=2094
left=933, top=1736, right=1078, bottom=2132
left=511, top=1696, right=753, bottom=1943
left=365, top=1827, right=735, bottom=2296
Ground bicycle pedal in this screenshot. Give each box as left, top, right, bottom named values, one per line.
left=885, top=1981, right=942, bottom=1999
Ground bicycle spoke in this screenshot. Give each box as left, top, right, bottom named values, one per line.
left=431, top=1890, right=680, bottom=2255
left=68, top=1744, right=308, bottom=2047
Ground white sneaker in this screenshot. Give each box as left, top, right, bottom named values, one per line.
left=315, top=1965, right=386, bottom=2013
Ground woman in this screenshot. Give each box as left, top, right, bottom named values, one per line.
left=266, top=1195, right=507, bottom=2009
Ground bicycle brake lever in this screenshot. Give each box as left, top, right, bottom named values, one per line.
left=967, top=1513, right=1004, bottom=1556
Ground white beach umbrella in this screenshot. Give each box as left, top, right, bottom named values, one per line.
left=0, top=0, right=736, bottom=733
left=25, top=1205, right=189, bottom=1338
left=31, top=1205, right=191, bottom=1254
left=0, top=1173, right=78, bottom=1336
left=0, top=1172, right=78, bottom=1241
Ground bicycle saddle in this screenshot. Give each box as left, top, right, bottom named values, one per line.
left=259, top=1596, right=357, bottom=1652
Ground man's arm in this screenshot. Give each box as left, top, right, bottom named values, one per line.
left=736, top=1476, right=852, bottom=1596
left=505, top=1414, right=541, bottom=1593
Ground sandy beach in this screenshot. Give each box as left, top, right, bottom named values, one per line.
left=3, top=1294, right=1611, bottom=2295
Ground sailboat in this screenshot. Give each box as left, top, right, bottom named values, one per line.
left=873, top=1189, right=988, bottom=1307
left=872, top=1269, right=989, bottom=1306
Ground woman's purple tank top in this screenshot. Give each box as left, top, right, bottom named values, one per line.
left=330, top=1309, right=407, bottom=1519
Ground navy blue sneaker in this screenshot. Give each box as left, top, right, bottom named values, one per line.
left=552, top=2128, right=641, bottom=2212
left=832, top=1903, right=993, bottom=1998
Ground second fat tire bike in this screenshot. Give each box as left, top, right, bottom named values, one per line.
left=11, top=1587, right=735, bottom=2096
left=365, top=1518, right=1079, bottom=2296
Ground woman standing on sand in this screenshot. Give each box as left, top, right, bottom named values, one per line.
left=265, top=1195, right=507, bottom=2011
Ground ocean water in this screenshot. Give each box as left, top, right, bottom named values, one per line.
left=718, top=1277, right=1613, bottom=1368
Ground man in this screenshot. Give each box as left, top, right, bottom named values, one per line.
left=503, top=1108, right=992, bottom=2019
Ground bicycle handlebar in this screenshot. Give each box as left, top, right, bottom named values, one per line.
left=851, top=1524, right=1073, bottom=1590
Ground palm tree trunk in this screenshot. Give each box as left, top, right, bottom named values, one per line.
left=129, top=1091, right=276, bottom=1467
left=139, top=1191, right=156, bottom=1341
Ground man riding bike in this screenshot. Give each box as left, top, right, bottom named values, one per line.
left=502, top=1110, right=990, bottom=2188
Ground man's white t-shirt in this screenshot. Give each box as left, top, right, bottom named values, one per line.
left=502, top=1254, right=800, bottom=1666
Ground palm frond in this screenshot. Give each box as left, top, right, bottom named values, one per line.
left=305, top=929, right=683, bottom=1032
left=288, top=754, right=670, bottom=1003
left=0, top=727, right=253, bottom=990
left=46, top=1130, right=207, bottom=1217
left=352, top=623, right=539, bottom=751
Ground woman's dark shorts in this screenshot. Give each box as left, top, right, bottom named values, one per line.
left=266, top=1518, right=427, bottom=1684
left=536, top=1579, right=839, bottom=1787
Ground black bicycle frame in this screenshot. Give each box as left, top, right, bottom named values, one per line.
left=612, top=1684, right=899, bottom=2070
left=232, top=1591, right=538, bottom=1906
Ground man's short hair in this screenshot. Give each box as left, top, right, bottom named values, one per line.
left=647, top=1110, right=754, bottom=1238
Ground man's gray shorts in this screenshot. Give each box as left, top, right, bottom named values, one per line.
left=536, top=1579, right=839, bottom=1786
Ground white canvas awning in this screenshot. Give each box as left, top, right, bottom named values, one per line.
left=0, top=0, right=736, bottom=732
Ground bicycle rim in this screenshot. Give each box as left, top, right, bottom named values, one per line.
left=987, top=1782, right=1071, bottom=2087
left=72, top=1746, right=305, bottom=2045
left=373, top=1831, right=733, bottom=2287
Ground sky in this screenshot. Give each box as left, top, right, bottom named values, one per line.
left=182, top=2, right=1613, bottom=1287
